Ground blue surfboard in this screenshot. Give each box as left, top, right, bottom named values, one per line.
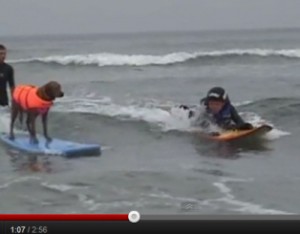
left=0, top=133, right=101, bottom=158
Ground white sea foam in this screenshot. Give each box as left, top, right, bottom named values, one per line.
left=9, top=49, right=300, bottom=67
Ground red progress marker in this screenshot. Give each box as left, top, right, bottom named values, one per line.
left=0, top=214, right=129, bottom=221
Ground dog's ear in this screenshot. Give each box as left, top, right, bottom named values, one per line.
left=44, top=83, right=55, bottom=100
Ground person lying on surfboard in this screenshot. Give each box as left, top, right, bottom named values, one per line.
left=180, top=86, right=253, bottom=132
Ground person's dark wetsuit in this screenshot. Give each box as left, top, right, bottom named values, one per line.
left=200, top=96, right=249, bottom=130
left=0, top=62, right=15, bottom=106
left=180, top=87, right=253, bottom=131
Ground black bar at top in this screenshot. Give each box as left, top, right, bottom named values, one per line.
left=4, top=220, right=300, bottom=234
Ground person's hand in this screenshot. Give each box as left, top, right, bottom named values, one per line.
left=237, top=123, right=254, bottom=130
left=179, top=105, right=195, bottom=118
left=179, top=105, right=189, bottom=110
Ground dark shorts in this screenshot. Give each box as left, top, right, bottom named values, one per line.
left=0, top=93, right=9, bottom=106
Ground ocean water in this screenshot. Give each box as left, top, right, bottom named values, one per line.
left=0, top=29, right=299, bottom=215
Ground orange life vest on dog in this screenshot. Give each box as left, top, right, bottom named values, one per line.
left=13, top=85, right=53, bottom=113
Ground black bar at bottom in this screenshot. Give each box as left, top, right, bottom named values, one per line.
left=4, top=220, right=300, bottom=233
left=1, top=221, right=4, bottom=234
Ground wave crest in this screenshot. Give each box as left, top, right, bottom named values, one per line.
left=9, top=49, right=300, bottom=67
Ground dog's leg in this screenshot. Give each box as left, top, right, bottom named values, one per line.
left=9, top=101, right=19, bottom=140
left=18, top=109, right=25, bottom=130
left=42, top=111, right=51, bottom=142
left=27, top=113, right=39, bottom=144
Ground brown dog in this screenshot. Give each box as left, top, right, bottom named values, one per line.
left=9, top=81, right=64, bottom=144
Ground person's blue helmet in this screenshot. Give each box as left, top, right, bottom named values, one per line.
left=206, top=87, right=228, bottom=101
left=201, top=87, right=229, bottom=105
